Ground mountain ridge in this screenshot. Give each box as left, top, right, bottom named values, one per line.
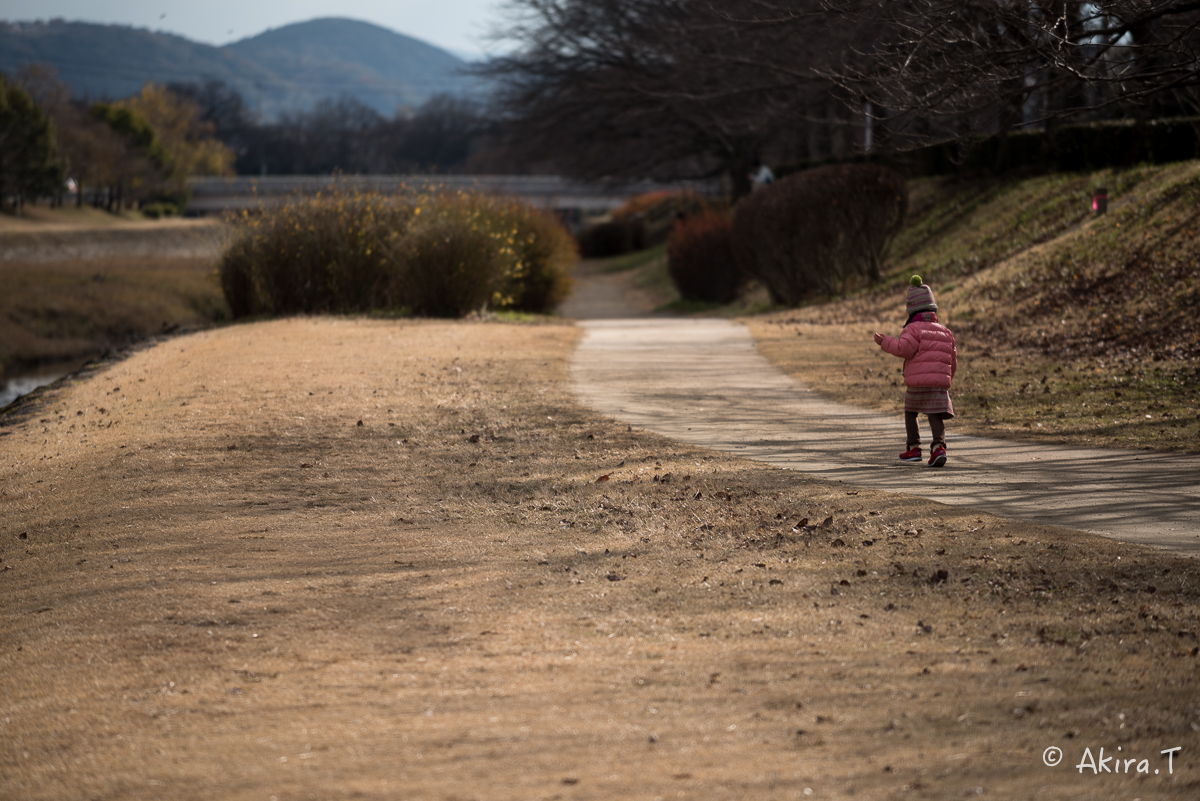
left=0, top=17, right=478, bottom=118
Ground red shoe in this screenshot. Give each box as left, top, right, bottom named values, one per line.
left=929, top=444, right=947, bottom=468
left=899, top=446, right=922, bottom=463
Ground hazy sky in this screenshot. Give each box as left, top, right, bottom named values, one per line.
left=0, top=0, right=509, bottom=58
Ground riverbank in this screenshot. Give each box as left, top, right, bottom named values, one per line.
left=3, top=316, right=1198, bottom=799
left=0, top=218, right=229, bottom=383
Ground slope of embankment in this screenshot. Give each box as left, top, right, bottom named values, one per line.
left=0, top=217, right=228, bottom=382
left=752, top=161, right=1200, bottom=452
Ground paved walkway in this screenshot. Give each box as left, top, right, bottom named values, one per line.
left=570, top=318, right=1200, bottom=554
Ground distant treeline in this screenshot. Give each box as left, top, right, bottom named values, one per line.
left=167, top=79, right=516, bottom=177
left=3, top=65, right=235, bottom=215
left=1, top=64, right=520, bottom=217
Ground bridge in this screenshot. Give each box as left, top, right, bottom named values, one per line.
left=186, top=175, right=722, bottom=219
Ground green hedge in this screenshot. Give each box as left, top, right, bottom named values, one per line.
left=778, top=116, right=1200, bottom=179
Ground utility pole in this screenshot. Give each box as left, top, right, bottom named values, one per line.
left=256, top=81, right=267, bottom=176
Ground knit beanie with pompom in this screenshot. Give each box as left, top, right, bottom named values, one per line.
left=905, top=275, right=937, bottom=316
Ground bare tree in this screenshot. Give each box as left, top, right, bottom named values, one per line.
left=481, top=0, right=859, bottom=195
left=808, top=0, right=1200, bottom=145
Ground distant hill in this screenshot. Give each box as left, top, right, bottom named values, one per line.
left=228, top=18, right=474, bottom=116
left=0, top=17, right=480, bottom=118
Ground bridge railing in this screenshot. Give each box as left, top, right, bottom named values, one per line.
left=186, top=174, right=723, bottom=215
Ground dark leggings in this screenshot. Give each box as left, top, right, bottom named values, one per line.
left=905, top=412, right=946, bottom=449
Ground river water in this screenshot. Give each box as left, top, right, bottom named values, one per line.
left=0, top=370, right=68, bottom=409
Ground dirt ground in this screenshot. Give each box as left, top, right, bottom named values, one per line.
left=2, top=316, right=1199, bottom=800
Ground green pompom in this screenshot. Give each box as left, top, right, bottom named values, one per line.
left=910, top=275, right=923, bottom=287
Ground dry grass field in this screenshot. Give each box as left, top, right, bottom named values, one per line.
left=3, top=317, right=1198, bottom=800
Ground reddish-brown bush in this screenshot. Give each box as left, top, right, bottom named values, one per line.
left=615, top=190, right=714, bottom=248
left=666, top=211, right=740, bottom=303
left=732, top=164, right=907, bottom=305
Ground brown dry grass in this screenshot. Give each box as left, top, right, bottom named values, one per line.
left=0, top=255, right=227, bottom=379
left=0, top=205, right=166, bottom=232
left=0, top=214, right=229, bottom=381
left=747, top=162, right=1200, bottom=454
left=750, top=317, right=1200, bottom=453
left=2, top=317, right=1199, bottom=800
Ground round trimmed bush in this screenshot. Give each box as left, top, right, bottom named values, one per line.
left=732, top=164, right=907, bottom=305
left=666, top=211, right=740, bottom=303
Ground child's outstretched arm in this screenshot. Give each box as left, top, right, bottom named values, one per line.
left=874, top=328, right=919, bottom=359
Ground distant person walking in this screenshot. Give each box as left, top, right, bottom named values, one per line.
left=873, top=276, right=957, bottom=467
left=749, top=161, right=775, bottom=190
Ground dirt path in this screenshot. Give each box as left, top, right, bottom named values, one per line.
left=557, top=259, right=664, bottom=319
left=566, top=299, right=1200, bottom=555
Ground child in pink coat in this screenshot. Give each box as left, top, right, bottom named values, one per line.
left=873, top=276, right=958, bottom=467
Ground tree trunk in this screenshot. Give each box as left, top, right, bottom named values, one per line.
left=729, top=155, right=754, bottom=201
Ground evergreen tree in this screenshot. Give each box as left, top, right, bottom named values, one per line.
left=88, top=101, right=166, bottom=210
left=0, top=76, right=66, bottom=215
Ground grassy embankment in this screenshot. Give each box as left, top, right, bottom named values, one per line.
left=741, top=162, right=1200, bottom=452
left=3, top=317, right=1199, bottom=799
left=0, top=207, right=228, bottom=382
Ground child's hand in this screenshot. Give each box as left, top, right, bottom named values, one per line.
left=873, top=332, right=883, bottom=345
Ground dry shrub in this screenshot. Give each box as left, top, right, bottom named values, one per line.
left=577, top=190, right=717, bottom=258
left=613, top=190, right=714, bottom=248
left=220, top=191, right=410, bottom=317
left=403, top=194, right=577, bottom=317
left=733, top=164, right=907, bottom=305
left=219, top=189, right=575, bottom=318
left=400, top=202, right=505, bottom=317
left=499, top=204, right=577, bottom=313
left=666, top=210, right=740, bottom=303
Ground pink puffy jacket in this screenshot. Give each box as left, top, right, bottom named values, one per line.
left=878, top=319, right=957, bottom=389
